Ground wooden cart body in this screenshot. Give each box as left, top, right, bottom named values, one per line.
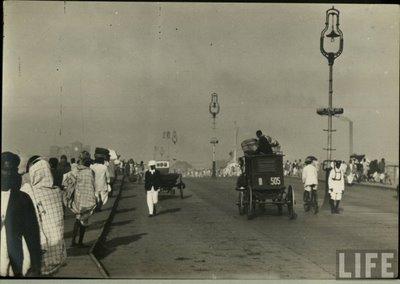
left=237, top=154, right=297, bottom=219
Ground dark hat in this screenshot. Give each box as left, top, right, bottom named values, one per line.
left=1, top=152, right=21, bottom=170
left=334, top=160, right=342, bottom=167
left=305, top=156, right=317, bottom=164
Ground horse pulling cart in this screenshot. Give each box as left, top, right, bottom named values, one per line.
left=155, top=161, right=186, bottom=199
left=236, top=154, right=297, bottom=220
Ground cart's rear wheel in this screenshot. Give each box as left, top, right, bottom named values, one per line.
left=238, top=191, right=245, bottom=215
left=179, top=180, right=184, bottom=199
left=246, top=186, right=255, bottom=220
left=310, top=190, right=318, bottom=214
left=287, top=185, right=297, bottom=220
left=277, top=204, right=283, bottom=215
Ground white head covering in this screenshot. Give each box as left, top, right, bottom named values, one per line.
left=108, top=149, right=118, bottom=160
left=148, top=160, right=156, bottom=167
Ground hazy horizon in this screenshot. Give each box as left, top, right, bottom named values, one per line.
left=3, top=2, right=399, bottom=168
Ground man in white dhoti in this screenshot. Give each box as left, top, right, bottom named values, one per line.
left=328, top=160, right=345, bottom=214
left=90, top=154, right=111, bottom=211
left=302, top=156, right=319, bottom=213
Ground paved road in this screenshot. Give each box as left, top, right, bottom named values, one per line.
left=99, top=177, right=398, bottom=279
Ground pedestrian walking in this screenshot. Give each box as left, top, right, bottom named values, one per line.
left=57, top=155, right=71, bottom=177
left=144, top=160, right=161, bottom=217
left=1, top=152, right=42, bottom=277
left=328, top=160, right=345, bottom=214
left=70, top=158, right=78, bottom=171
left=346, top=159, right=356, bottom=186
left=138, top=161, right=145, bottom=184
left=302, top=156, right=319, bottom=213
left=90, top=152, right=111, bottom=212
left=62, top=151, right=96, bottom=247
left=106, top=150, right=116, bottom=187
left=21, top=156, right=66, bottom=275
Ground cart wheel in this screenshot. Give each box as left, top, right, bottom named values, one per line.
left=277, top=204, right=283, bottom=215
left=287, top=185, right=297, bottom=220
left=238, top=191, right=245, bottom=215
left=310, top=190, right=319, bottom=215
left=179, top=184, right=184, bottom=199
left=303, top=191, right=310, bottom=212
left=246, top=186, right=255, bottom=220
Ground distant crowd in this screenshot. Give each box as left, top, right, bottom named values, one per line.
left=283, top=156, right=395, bottom=186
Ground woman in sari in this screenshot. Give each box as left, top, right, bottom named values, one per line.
left=21, top=156, right=66, bottom=276
left=62, top=151, right=96, bottom=247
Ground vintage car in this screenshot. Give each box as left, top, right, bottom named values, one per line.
left=236, top=154, right=297, bottom=220
left=155, top=161, right=185, bottom=199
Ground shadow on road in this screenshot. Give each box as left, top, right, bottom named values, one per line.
left=119, top=194, right=137, bottom=200
left=64, top=220, right=106, bottom=239
left=115, top=208, right=136, bottom=214
left=95, top=233, right=148, bottom=260
left=159, top=194, right=180, bottom=200
left=157, top=208, right=181, bottom=215
left=66, top=241, right=96, bottom=256
left=111, top=220, right=133, bottom=227
left=159, top=194, right=192, bottom=201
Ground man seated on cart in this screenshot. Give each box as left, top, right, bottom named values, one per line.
left=255, top=130, right=280, bottom=155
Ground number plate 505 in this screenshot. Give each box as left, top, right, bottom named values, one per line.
left=270, top=177, right=281, bottom=185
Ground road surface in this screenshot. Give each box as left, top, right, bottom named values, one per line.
left=98, top=177, right=398, bottom=279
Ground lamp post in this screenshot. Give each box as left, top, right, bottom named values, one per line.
left=209, top=92, right=220, bottom=178
left=233, top=121, right=239, bottom=162
left=318, top=6, right=344, bottom=209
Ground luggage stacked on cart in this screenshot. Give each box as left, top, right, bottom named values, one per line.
left=241, top=139, right=258, bottom=156
left=241, top=137, right=281, bottom=156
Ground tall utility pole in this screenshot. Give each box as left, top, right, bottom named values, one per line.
left=317, top=6, right=344, bottom=209
left=209, top=93, right=220, bottom=178
left=233, top=121, right=239, bottom=162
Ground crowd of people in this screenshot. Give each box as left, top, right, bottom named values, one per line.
left=283, top=156, right=393, bottom=186
left=118, top=159, right=145, bottom=183
left=1, top=148, right=119, bottom=277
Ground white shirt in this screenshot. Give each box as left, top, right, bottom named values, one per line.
left=302, top=164, right=318, bottom=186
left=71, top=163, right=78, bottom=171
left=90, top=163, right=110, bottom=193
left=328, top=167, right=345, bottom=192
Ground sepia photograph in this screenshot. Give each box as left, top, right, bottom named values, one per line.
left=2, top=1, right=399, bottom=280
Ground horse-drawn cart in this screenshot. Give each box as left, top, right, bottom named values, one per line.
left=155, top=161, right=185, bottom=199
left=236, top=154, right=297, bottom=220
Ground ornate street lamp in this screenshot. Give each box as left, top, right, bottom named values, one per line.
left=318, top=6, right=344, bottom=208
left=209, top=92, right=220, bottom=178
left=209, top=93, right=220, bottom=129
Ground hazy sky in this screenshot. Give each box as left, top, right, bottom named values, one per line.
left=3, top=2, right=399, bottom=167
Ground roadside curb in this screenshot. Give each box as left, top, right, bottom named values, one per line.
left=88, top=175, right=126, bottom=278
